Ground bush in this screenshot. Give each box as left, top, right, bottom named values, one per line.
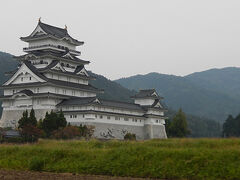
left=51, top=126, right=81, bottom=139
left=78, top=124, right=95, bottom=140
left=124, top=133, right=136, bottom=140
left=20, top=125, right=43, bottom=142
left=29, top=157, right=45, bottom=171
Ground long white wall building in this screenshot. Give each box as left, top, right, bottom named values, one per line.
left=0, top=20, right=167, bottom=139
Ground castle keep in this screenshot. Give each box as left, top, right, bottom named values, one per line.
left=0, top=20, right=167, bottom=139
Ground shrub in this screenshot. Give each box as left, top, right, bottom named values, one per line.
left=42, top=111, right=67, bottom=137
left=18, top=109, right=37, bottom=129
left=29, top=157, right=45, bottom=171
left=78, top=124, right=95, bottom=140
left=20, top=125, right=43, bottom=142
left=51, top=126, right=81, bottom=139
left=124, top=133, right=136, bottom=140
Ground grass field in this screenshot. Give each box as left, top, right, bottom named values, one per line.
left=0, top=138, right=240, bottom=180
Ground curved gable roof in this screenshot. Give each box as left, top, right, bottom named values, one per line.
left=21, top=21, right=84, bottom=46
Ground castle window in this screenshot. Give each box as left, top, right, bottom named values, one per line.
left=115, top=116, right=120, bottom=120
left=29, top=77, right=32, bottom=81
left=95, top=114, right=97, bottom=118
left=70, top=115, right=72, bottom=118
left=83, top=114, right=85, bottom=118
left=107, top=116, right=110, bottom=120
left=13, top=90, right=15, bottom=94
left=72, top=90, right=75, bottom=96
left=100, top=115, right=103, bottom=119
left=74, top=115, right=77, bottom=118
left=21, top=77, right=23, bottom=81
left=124, top=117, right=129, bottom=121
left=156, top=120, right=158, bottom=123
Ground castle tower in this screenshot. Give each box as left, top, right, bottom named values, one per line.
left=0, top=20, right=101, bottom=127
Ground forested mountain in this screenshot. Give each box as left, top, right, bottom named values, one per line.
left=185, top=67, right=240, bottom=100
left=116, top=72, right=240, bottom=122
left=0, top=52, right=18, bottom=116
left=0, top=51, right=223, bottom=137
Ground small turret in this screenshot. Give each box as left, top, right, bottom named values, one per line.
left=132, top=89, right=163, bottom=106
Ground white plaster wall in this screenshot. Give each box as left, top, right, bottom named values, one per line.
left=44, top=72, right=88, bottom=85
left=135, top=98, right=155, bottom=106
left=147, top=109, right=164, bottom=116
left=11, top=73, right=39, bottom=84
left=65, top=112, right=145, bottom=127
left=29, top=39, right=76, bottom=50
left=145, top=117, right=165, bottom=125
left=2, top=96, right=60, bottom=110
left=60, top=105, right=145, bottom=117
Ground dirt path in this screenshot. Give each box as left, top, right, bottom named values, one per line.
left=0, top=169, right=159, bottom=180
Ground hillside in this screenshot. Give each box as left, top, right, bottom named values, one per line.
left=0, top=52, right=18, bottom=116
left=116, top=72, right=240, bottom=122
left=0, top=51, right=221, bottom=137
left=185, top=67, right=240, bottom=100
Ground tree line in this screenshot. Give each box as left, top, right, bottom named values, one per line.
left=165, top=108, right=191, bottom=138
left=222, top=114, right=240, bottom=137
left=17, top=109, right=94, bottom=142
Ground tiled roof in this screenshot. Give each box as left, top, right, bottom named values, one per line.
left=21, top=22, right=84, bottom=46
left=57, top=97, right=144, bottom=111
left=17, top=89, right=34, bottom=96
left=1, top=62, right=101, bottom=93
left=131, top=89, right=162, bottom=99
left=57, top=97, right=96, bottom=106
left=15, top=51, right=90, bottom=64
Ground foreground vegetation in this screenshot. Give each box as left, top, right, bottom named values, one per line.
left=0, top=138, right=240, bottom=180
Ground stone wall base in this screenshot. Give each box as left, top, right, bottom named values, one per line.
left=0, top=109, right=52, bottom=128
left=70, top=122, right=167, bottom=140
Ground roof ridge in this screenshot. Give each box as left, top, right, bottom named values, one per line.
left=39, top=21, right=67, bottom=32
left=99, top=98, right=140, bottom=106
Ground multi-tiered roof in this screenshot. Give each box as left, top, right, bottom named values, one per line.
left=1, top=20, right=102, bottom=95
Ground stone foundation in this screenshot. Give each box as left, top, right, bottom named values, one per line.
left=70, top=122, right=167, bottom=140
left=0, top=109, right=52, bottom=128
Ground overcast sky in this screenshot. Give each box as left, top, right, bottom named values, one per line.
left=1, top=0, right=240, bottom=80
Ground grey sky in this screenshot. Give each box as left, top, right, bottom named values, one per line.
left=1, top=0, right=240, bottom=80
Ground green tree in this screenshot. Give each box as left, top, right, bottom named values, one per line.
left=57, top=110, right=67, bottom=128
left=37, top=119, right=43, bottom=129
left=223, top=114, right=240, bottom=137
left=222, top=115, right=235, bottom=137
left=18, top=109, right=37, bottom=129
left=169, top=109, right=190, bottom=137
left=29, top=108, right=37, bottom=127
left=18, top=110, right=29, bottom=129
left=42, top=111, right=67, bottom=137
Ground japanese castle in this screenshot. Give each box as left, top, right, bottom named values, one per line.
left=0, top=20, right=167, bottom=139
